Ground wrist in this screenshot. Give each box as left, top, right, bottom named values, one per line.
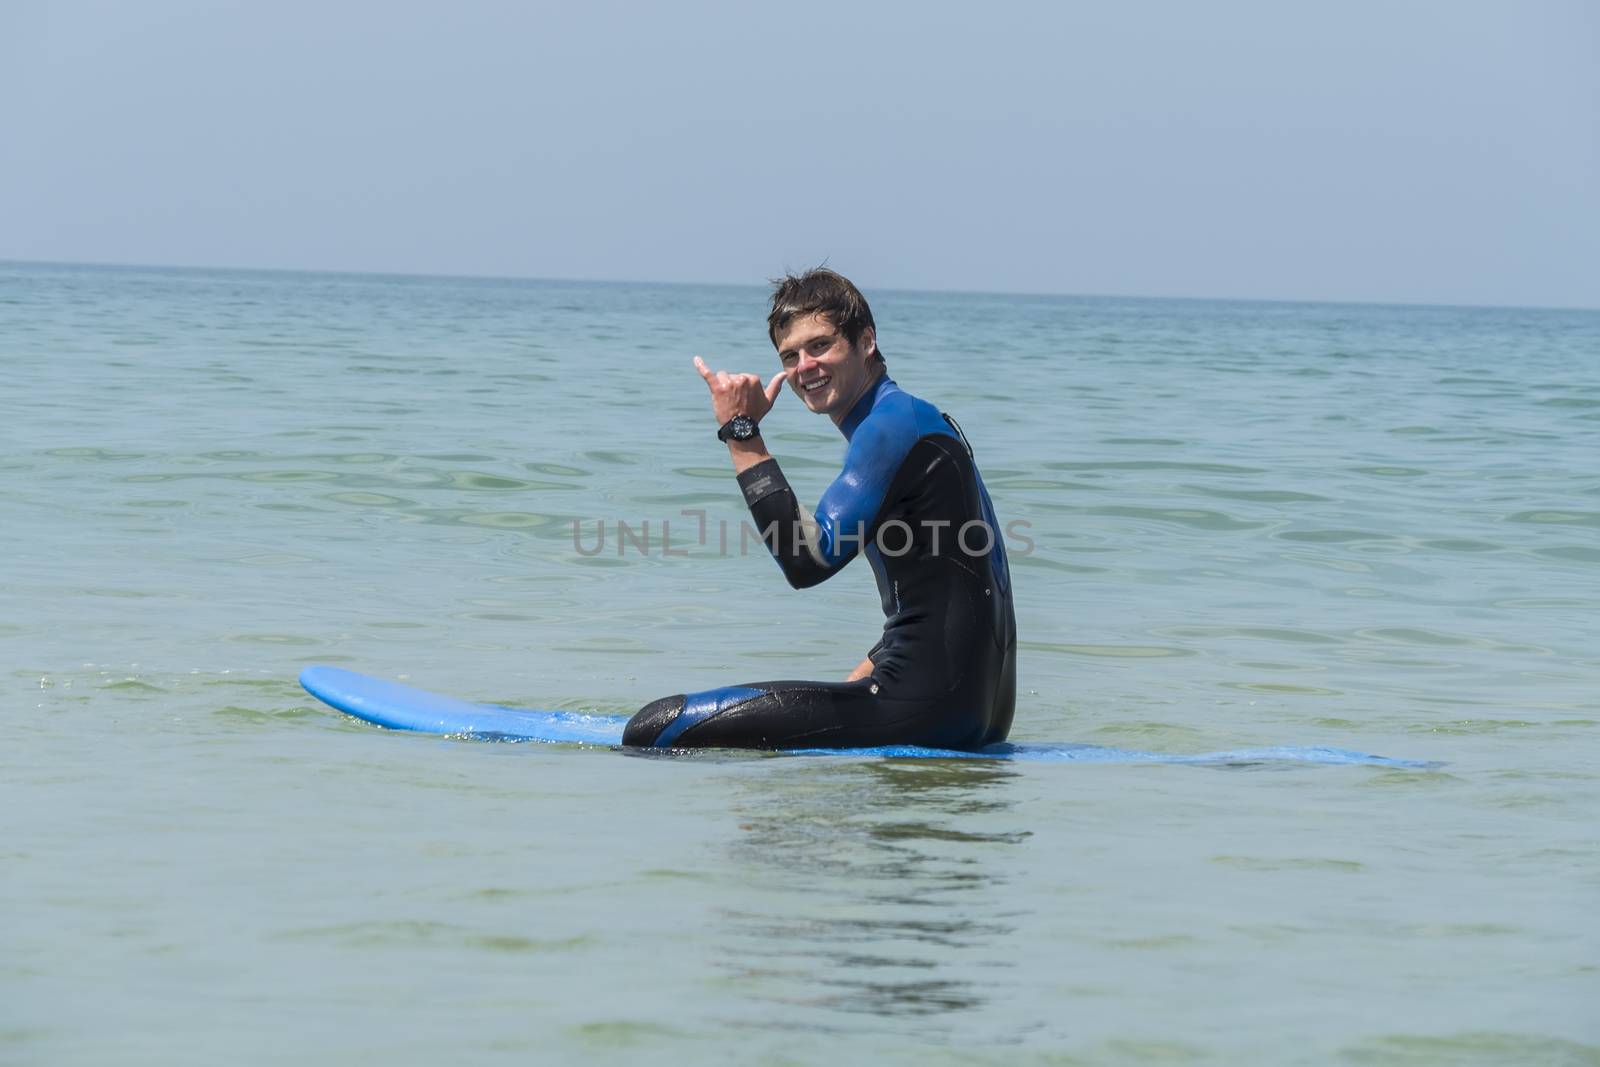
left=727, top=439, right=771, bottom=474
left=717, top=413, right=761, bottom=443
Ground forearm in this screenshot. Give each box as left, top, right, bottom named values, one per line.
left=736, top=457, right=837, bottom=589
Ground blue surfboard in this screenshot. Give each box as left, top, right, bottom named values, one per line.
left=299, top=666, right=1435, bottom=767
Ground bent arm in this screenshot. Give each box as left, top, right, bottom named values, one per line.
left=736, top=456, right=847, bottom=589
left=721, top=440, right=837, bottom=587
left=733, top=417, right=903, bottom=589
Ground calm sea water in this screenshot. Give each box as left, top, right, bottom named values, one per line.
left=4, top=261, right=1598, bottom=1064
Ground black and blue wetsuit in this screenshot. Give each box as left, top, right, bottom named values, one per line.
left=623, top=375, right=1016, bottom=750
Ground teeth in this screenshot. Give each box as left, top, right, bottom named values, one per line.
left=803, top=376, right=831, bottom=393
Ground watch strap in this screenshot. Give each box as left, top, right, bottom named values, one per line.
left=717, top=415, right=759, bottom=442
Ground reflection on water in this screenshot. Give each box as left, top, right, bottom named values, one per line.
left=718, top=760, right=1027, bottom=1029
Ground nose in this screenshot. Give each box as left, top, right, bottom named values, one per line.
left=796, top=352, right=819, bottom=375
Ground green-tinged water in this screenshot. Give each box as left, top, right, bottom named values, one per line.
left=4, top=262, right=1597, bottom=1064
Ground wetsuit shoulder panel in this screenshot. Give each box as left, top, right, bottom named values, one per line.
left=812, top=383, right=958, bottom=560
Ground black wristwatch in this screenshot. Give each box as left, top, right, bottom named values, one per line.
left=717, top=414, right=760, bottom=442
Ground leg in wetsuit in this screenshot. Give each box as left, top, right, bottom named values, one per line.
left=623, top=375, right=1017, bottom=751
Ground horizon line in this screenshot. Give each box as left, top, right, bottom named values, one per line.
left=3, top=255, right=1595, bottom=316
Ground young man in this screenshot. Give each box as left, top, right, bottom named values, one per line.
left=622, top=269, right=1016, bottom=750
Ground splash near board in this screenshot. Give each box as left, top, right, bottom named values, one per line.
left=298, top=667, right=1434, bottom=767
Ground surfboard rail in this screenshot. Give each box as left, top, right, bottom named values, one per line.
left=299, top=666, right=1438, bottom=767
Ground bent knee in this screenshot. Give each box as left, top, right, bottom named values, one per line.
left=622, top=694, right=685, bottom=747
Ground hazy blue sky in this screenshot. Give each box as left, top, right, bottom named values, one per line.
left=3, top=1, right=1595, bottom=307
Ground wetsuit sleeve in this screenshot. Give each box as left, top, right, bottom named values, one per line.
left=737, top=428, right=897, bottom=589
left=866, top=634, right=888, bottom=664
left=737, top=459, right=848, bottom=588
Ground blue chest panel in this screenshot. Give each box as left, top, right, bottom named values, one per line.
left=812, top=377, right=960, bottom=562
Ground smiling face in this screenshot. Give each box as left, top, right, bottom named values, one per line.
left=774, top=312, right=881, bottom=425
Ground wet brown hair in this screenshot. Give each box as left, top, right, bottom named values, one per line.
left=767, top=268, right=885, bottom=366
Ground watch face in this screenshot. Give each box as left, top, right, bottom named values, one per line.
left=731, top=415, right=755, bottom=439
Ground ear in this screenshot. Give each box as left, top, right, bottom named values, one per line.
left=860, top=326, right=877, bottom=358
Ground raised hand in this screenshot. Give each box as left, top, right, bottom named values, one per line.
left=693, top=356, right=786, bottom=428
